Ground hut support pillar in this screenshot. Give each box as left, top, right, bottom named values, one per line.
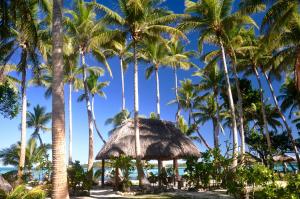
left=173, top=158, right=179, bottom=186
left=115, top=166, right=119, bottom=190
left=158, top=159, right=162, bottom=187
left=101, top=159, right=105, bottom=187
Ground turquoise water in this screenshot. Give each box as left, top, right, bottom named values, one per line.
left=0, top=164, right=297, bottom=181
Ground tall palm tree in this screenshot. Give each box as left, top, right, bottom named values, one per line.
left=181, top=0, right=257, bottom=168
left=65, top=0, right=115, bottom=172
left=51, top=0, right=69, bottom=197
left=103, top=35, right=132, bottom=111
left=27, top=105, right=51, bottom=146
left=168, top=37, right=196, bottom=123
left=234, top=29, right=272, bottom=157
left=64, top=50, right=82, bottom=165
left=143, top=39, right=171, bottom=119
left=94, top=0, right=187, bottom=185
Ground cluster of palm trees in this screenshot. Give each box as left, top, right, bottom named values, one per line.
left=1, top=0, right=300, bottom=198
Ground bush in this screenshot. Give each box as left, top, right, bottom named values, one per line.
left=67, top=161, right=92, bottom=196
left=1, top=185, right=46, bottom=199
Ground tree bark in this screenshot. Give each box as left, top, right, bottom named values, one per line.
left=18, top=66, right=27, bottom=183
left=295, top=48, right=300, bottom=91
left=155, top=66, right=160, bottom=119
left=174, top=67, right=181, bottom=123
left=213, top=89, right=220, bottom=149
left=133, top=39, right=144, bottom=187
left=51, top=0, right=69, bottom=197
left=91, top=95, right=106, bottom=144
left=253, top=66, right=272, bottom=154
left=220, top=41, right=238, bottom=168
left=231, top=63, right=245, bottom=162
left=81, top=52, right=94, bottom=172
left=68, top=83, right=73, bottom=165
left=263, top=71, right=300, bottom=168
left=120, top=57, right=126, bottom=111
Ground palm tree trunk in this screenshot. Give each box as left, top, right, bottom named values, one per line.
left=155, top=66, right=160, bottom=119
left=174, top=67, right=181, bottom=123
left=220, top=41, right=238, bottom=168
left=263, top=71, right=300, bottom=168
left=51, top=0, right=69, bottom=197
left=295, top=48, right=300, bottom=91
left=214, top=88, right=220, bottom=149
left=231, top=63, right=245, bottom=162
left=18, top=67, right=27, bottom=183
left=253, top=66, right=272, bottom=154
left=212, top=118, right=219, bottom=149
left=68, top=83, right=73, bottom=165
left=120, top=57, right=126, bottom=111
left=81, top=52, right=94, bottom=172
left=133, top=39, right=144, bottom=187
left=91, top=95, right=106, bottom=144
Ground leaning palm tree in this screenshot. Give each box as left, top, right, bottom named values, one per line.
left=51, top=0, right=69, bottom=197
left=94, top=0, right=187, bottom=185
left=27, top=105, right=51, bottom=147
left=181, top=0, right=257, bottom=168
left=65, top=0, right=116, bottom=172
left=78, top=72, right=108, bottom=144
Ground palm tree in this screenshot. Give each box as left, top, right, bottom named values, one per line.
left=52, top=0, right=69, bottom=197
left=240, top=0, right=300, bottom=90
left=143, top=39, right=171, bottom=119
left=2, top=12, right=40, bottom=184
left=194, top=95, right=222, bottom=148
left=235, top=30, right=272, bottom=157
left=171, top=79, right=211, bottom=149
left=78, top=72, right=108, bottom=144
left=64, top=51, right=82, bottom=165
left=194, top=64, right=224, bottom=149
left=94, top=0, right=187, bottom=185
left=65, top=0, right=117, bottom=172
left=103, top=35, right=132, bottom=111
left=168, top=37, right=196, bottom=123
left=181, top=0, right=257, bottom=168
left=27, top=105, right=51, bottom=146
left=0, top=138, right=51, bottom=176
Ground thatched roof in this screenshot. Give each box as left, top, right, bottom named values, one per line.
left=273, top=154, right=296, bottom=162
left=96, top=118, right=201, bottom=160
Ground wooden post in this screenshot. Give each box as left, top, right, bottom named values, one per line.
left=173, top=159, right=179, bottom=186
left=101, top=159, right=105, bottom=187
left=115, top=166, right=119, bottom=190
left=158, top=159, right=162, bottom=187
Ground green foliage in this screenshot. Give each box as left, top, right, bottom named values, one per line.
left=110, top=155, right=134, bottom=191
left=67, top=161, right=92, bottom=196
left=0, top=185, right=46, bottom=199
left=0, top=82, right=19, bottom=119
left=184, top=148, right=231, bottom=189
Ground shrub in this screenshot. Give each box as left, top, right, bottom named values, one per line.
left=67, top=161, right=92, bottom=196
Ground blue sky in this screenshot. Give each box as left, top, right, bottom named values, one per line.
left=0, top=0, right=296, bottom=166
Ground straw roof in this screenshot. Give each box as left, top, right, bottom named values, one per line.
left=96, top=118, right=201, bottom=160
left=273, top=154, right=296, bottom=162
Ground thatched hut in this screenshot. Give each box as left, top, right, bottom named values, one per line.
left=96, top=118, right=201, bottom=186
